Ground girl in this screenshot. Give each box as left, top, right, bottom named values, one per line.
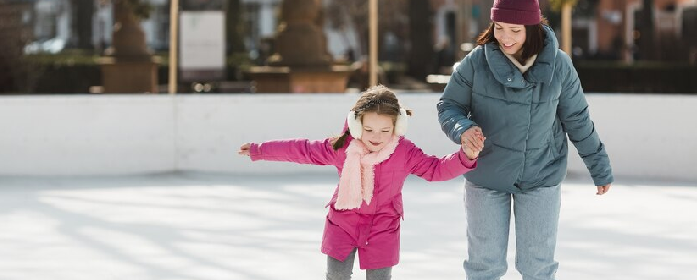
left=239, top=85, right=484, bottom=280
left=438, top=0, right=613, bottom=279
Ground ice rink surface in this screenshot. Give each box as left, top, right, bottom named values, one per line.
left=0, top=172, right=695, bottom=280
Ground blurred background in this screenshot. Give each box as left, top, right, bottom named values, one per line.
left=0, top=0, right=696, bottom=94
left=0, top=2, right=695, bottom=279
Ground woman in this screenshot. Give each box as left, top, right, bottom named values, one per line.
left=437, top=0, right=613, bottom=279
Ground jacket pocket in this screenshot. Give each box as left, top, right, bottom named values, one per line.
left=549, top=122, right=566, bottom=159
left=392, top=196, right=404, bottom=220
left=547, top=131, right=556, bottom=160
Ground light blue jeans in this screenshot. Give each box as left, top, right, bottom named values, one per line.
left=463, top=181, right=561, bottom=280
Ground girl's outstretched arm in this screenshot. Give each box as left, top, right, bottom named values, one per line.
left=242, top=138, right=338, bottom=166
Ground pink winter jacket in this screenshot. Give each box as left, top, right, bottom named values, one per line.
left=248, top=136, right=476, bottom=269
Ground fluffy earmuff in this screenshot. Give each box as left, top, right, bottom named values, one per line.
left=347, top=110, right=364, bottom=139
left=395, top=108, right=408, bottom=136
left=346, top=109, right=408, bottom=139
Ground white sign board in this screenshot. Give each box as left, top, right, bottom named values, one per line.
left=180, top=11, right=225, bottom=81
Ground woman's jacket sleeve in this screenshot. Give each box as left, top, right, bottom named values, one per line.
left=557, top=55, right=614, bottom=186
left=437, top=53, right=478, bottom=145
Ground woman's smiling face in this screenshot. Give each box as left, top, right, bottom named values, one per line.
left=360, top=112, right=395, bottom=152
left=494, top=21, right=526, bottom=57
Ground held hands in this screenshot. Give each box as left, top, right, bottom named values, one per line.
left=596, top=184, right=611, bottom=195
left=461, top=126, right=486, bottom=160
left=238, top=143, right=251, bottom=156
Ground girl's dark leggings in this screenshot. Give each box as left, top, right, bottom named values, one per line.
left=326, top=248, right=392, bottom=280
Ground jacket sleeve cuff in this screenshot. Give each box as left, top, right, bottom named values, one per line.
left=451, top=121, right=476, bottom=145
left=249, top=143, right=262, bottom=161
left=458, top=148, right=478, bottom=169
left=593, top=174, right=614, bottom=187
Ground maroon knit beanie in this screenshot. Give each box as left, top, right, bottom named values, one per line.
left=490, top=0, right=541, bottom=25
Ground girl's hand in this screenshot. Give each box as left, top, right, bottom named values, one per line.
left=461, top=126, right=485, bottom=159
left=462, top=145, right=480, bottom=160
left=596, top=184, right=611, bottom=195
left=238, top=143, right=252, bottom=156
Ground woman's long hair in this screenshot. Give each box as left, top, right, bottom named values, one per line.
left=475, top=17, right=550, bottom=64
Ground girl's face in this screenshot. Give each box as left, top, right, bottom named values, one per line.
left=360, top=112, right=395, bottom=153
left=494, top=22, right=526, bottom=57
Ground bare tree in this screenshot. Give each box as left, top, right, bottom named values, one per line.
left=226, top=0, right=245, bottom=55
left=0, top=0, right=36, bottom=93
left=407, top=0, right=433, bottom=80
left=639, top=0, right=655, bottom=60
left=70, top=0, right=95, bottom=49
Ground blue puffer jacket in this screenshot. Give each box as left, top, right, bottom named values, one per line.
left=437, top=25, right=613, bottom=193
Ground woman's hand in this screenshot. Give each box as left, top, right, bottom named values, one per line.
left=596, top=184, right=611, bottom=195
left=461, top=126, right=485, bottom=159
left=238, top=143, right=252, bottom=156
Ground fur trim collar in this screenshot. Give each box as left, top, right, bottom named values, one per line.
left=335, top=136, right=400, bottom=209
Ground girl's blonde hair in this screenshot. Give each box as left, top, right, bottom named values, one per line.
left=332, top=85, right=412, bottom=150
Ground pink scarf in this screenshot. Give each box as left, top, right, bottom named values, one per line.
left=335, top=136, right=400, bottom=210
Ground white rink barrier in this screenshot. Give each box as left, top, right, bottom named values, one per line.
left=0, top=93, right=695, bottom=183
